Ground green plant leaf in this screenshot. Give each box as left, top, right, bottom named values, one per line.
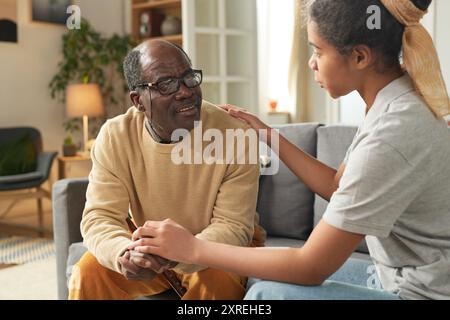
left=49, top=18, right=134, bottom=138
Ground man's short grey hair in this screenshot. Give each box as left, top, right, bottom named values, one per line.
left=123, top=49, right=143, bottom=91
left=122, top=42, right=192, bottom=92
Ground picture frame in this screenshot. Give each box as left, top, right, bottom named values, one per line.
left=0, top=0, right=18, bottom=43
left=30, top=0, right=72, bottom=26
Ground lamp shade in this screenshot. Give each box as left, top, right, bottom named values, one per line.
left=66, top=84, right=104, bottom=118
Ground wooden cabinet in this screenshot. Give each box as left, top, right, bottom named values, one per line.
left=267, top=111, right=292, bottom=125
left=130, top=0, right=259, bottom=113
left=131, top=0, right=183, bottom=45
left=57, top=156, right=92, bottom=180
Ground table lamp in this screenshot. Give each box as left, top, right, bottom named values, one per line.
left=66, top=84, right=104, bottom=157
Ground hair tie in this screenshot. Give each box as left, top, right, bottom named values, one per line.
left=381, top=0, right=450, bottom=118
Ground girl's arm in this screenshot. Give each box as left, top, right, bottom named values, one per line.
left=129, top=219, right=364, bottom=285
left=220, top=105, right=344, bottom=201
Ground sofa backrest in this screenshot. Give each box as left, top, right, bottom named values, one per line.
left=314, top=125, right=369, bottom=254
left=257, top=123, right=320, bottom=240
left=52, top=178, right=89, bottom=299
left=314, top=125, right=357, bottom=223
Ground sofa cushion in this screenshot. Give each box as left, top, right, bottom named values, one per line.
left=0, top=132, right=37, bottom=176
left=314, top=125, right=369, bottom=254
left=265, top=236, right=305, bottom=248
left=257, top=123, right=320, bottom=240
left=66, top=242, right=88, bottom=285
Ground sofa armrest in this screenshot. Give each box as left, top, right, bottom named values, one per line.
left=52, top=178, right=88, bottom=300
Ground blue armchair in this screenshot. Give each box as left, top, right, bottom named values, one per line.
left=0, top=127, right=57, bottom=234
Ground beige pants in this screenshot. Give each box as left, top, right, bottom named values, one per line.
left=68, top=252, right=246, bottom=300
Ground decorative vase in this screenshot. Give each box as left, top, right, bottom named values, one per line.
left=269, top=100, right=278, bottom=111
left=140, top=11, right=165, bottom=37
left=161, top=16, right=182, bottom=36
left=139, top=12, right=151, bottom=38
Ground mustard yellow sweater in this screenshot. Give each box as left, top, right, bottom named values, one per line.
left=81, top=102, right=261, bottom=274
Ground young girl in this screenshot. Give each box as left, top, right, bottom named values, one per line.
left=128, top=0, right=450, bottom=300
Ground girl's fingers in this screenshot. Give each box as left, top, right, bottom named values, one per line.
left=134, top=246, right=161, bottom=257
left=144, top=220, right=163, bottom=228
left=218, top=104, right=247, bottom=112
left=229, top=109, right=253, bottom=122
left=132, top=252, right=163, bottom=271
left=132, top=226, right=158, bottom=241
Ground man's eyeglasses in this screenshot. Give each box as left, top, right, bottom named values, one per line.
left=136, top=69, right=203, bottom=96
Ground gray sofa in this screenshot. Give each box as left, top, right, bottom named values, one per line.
left=52, top=123, right=371, bottom=300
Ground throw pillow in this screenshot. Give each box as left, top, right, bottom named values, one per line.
left=0, top=133, right=37, bottom=176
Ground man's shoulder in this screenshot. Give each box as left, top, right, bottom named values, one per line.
left=201, top=101, right=251, bottom=131
left=102, top=106, right=144, bottom=136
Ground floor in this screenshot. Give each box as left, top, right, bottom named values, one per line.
left=0, top=191, right=57, bottom=299
left=0, top=255, right=57, bottom=300
left=0, top=163, right=65, bottom=239
left=0, top=172, right=57, bottom=240
left=0, top=196, right=53, bottom=239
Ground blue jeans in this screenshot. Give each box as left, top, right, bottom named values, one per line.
left=245, top=258, right=400, bottom=300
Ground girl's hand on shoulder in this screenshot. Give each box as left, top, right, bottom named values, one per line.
left=219, top=104, right=271, bottom=133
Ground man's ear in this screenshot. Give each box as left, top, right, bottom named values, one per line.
left=351, top=45, right=373, bottom=70
left=130, top=91, right=145, bottom=112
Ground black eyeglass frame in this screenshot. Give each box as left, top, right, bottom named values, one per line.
left=136, top=69, right=203, bottom=96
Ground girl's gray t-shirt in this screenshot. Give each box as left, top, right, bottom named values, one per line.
left=324, top=75, right=450, bottom=300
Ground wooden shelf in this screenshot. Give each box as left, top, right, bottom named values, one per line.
left=132, top=0, right=182, bottom=45
left=57, top=155, right=92, bottom=180
left=132, top=0, right=181, bottom=11
left=141, top=34, right=182, bottom=43
left=267, top=111, right=292, bottom=125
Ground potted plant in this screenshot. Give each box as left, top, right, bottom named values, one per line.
left=49, top=19, right=135, bottom=148
left=62, top=118, right=80, bottom=156
left=63, top=135, right=77, bottom=157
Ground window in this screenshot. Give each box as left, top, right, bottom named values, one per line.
left=257, top=0, right=295, bottom=115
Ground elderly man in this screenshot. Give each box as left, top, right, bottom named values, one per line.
left=68, top=40, right=265, bottom=300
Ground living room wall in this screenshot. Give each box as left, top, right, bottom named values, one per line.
left=435, top=0, right=450, bottom=91
left=0, top=0, right=127, bottom=154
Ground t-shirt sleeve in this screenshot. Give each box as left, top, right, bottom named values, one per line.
left=342, top=144, right=352, bottom=165
left=323, top=138, right=422, bottom=238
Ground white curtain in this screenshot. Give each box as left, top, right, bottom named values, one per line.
left=287, top=0, right=309, bottom=122
left=257, top=0, right=295, bottom=118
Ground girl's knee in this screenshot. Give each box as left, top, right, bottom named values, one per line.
left=244, top=281, right=280, bottom=300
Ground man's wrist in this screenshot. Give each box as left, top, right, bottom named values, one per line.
left=191, top=238, right=205, bottom=265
